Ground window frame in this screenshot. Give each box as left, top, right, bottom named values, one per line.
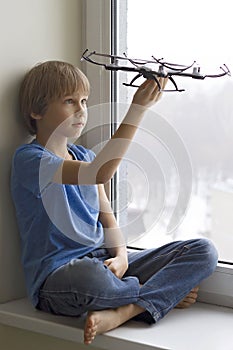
left=82, top=0, right=233, bottom=309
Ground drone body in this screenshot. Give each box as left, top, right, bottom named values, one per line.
left=81, top=49, right=231, bottom=92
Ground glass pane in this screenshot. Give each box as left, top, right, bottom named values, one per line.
left=116, top=0, right=233, bottom=262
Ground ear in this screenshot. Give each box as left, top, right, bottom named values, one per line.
left=31, top=112, right=43, bottom=120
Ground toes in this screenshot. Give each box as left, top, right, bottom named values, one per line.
left=84, top=314, right=98, bottom=344
left=84, top=331, right=97, bottom=345
left=175, top=295, right=197, bottom=309
left=192, top=286, right=200, bottom=292
left=177, top=302, right=190, bottom=309
left=84, top=329, right=97, bottom=345
left=176, top=298, right=197, bottom=308
left=175, top=286, right=200, bottom=309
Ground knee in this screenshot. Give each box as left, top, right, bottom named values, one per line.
left=195, top=238, right=218, bottom=274
left=72, top=257, right=107, bottom=281
left=70, top=257, right=112, bottom=291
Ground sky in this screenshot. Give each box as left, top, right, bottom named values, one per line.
left=127, top=0, right=232, bottom=70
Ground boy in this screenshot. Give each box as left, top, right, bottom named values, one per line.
left=11, top=60, right=218, bottom=345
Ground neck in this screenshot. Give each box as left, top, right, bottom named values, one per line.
left=36, top=133, right=70, bottom=159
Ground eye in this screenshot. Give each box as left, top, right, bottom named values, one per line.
left=81, top=98, right=87, bottom=105
left=64, top=98, right=74, bottom=105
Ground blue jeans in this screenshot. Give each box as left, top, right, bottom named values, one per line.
left=37, top=238, right=218, bottom=323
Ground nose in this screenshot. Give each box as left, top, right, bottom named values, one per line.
left=75, top=100, right=86, bottom=114
left=73, top=104, right=87, bottom=121
left=74, top=101, right=82, bottom=113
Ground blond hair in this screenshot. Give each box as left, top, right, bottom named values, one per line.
left=19, top=61, right=90, bottom=135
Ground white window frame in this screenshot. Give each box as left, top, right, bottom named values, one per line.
left=81, top=0, right=113, bottom=198
left=81, top=0, right=111, bottom=107
left=82, top=0, right=233, bottom=309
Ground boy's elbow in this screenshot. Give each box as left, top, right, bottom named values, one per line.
left=96, top=163, right=116, bottom=184
left=79, top=163, right=113, bottom=185
left=95, top=172, right=112, bottom=185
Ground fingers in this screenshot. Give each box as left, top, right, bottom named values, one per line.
left=139, top=78, right=152, bottom=89
left=145, top=77, right=168, bottom=101
left=103, top=258, right=117, bottom=274
left=152, top=76, right=168, bottom=95
left=142, top=76, right=168, bottom=92
left=160, top=76, right=168, bottom=91
left=148, top=77, right=167, bottom=104
left=103, top=258, right=124, bottom=279
left=103, top=258, right=112, bottom=266
left=132, top=77, right=165, bottom=107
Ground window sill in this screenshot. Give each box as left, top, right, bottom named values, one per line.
left=0, top=298, right=232, bottom=350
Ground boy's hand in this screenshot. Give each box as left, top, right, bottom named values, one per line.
left=132, top=77, right=167, bottom=108
left=104, top=255, right=128, bottom=279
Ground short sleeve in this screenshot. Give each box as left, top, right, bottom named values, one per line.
left=12, top=144, right=63, bottom=197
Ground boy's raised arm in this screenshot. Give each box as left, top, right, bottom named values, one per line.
left=54, top=78, right=167, bottom=185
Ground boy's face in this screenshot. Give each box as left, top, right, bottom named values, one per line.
left=33, top=90, right=88, bottom=139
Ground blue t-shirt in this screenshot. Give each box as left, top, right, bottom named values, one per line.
left=11, top=140, right=104, bottom=306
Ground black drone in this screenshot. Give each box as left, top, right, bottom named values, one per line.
left=81, top=49, right=231, bottom=92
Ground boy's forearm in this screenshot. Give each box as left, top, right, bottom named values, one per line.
left=107, top=244, right=128, bottom=259
left=104, top=225, right=127, bottom=253
left=98, top=184, right=127, bottom=256
left=83, top=103, right=146, bottom=183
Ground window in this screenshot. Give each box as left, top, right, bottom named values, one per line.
left=82, top=0, right=233, bottom=263
left=82, top=0, right=233, bottom=308
left=113, top=0, right=233, bottom=264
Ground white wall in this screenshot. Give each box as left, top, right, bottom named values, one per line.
left=0, top=0, right=83, bottom=303
left=0, top=1, right=106, bottom=349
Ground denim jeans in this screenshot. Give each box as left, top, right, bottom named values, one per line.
left=37, top=238, right=218, bottom=323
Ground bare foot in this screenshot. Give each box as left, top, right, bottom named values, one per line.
left=175, top=286, right=199, bottom=309
left=84, top=304, right=145, bottom=345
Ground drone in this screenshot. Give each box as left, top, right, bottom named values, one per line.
left=81, top=49, right=231, bottom=92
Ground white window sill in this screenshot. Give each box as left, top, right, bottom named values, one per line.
left=0, top=298, right=233, bottom=350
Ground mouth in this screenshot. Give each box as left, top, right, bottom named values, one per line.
left=72, top=122, right=85, bottom=128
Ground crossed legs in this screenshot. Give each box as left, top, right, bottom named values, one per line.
left=84, top=286, right=199, bottom=344
left=38, top=239, right=217, bottom=346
